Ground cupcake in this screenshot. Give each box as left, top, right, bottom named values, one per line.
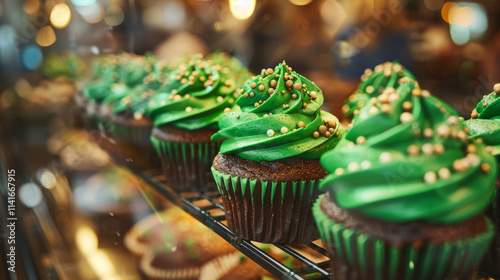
left=463, top=83, right=500, bottom=278
left=74, top=166, right=153, bottom=247
left=314, top=80, right=496, bottom=280
left=148, top=54, right=246, bottom=193
left=211, top=61, right=346, bottom=243
left=124, top=207, right=236, bottom=280
left=341, top=61, right=416, bottom=124
left=199, top=243, right=297, bottom=280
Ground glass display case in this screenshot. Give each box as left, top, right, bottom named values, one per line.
left=1, top=0, right=500, bottom=279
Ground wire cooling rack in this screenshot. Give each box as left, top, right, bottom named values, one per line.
left=129, top=168, right=332, bottom=280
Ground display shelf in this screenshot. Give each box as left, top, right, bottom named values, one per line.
left=128, top=167, right=332, bottom=280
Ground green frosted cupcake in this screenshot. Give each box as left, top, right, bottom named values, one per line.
left=211, top=61, right=345, bottom=243
left=342, top=61, right=418, bottom=123
left=148, top=54, right=246, bottom=193
left=462, top=83, right=500, bottom=278
left=80, top=53, right=163, bottom=130
left=314, top=80, right=496, bottom=280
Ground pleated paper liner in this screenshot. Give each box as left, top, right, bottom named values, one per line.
left=151, top=136, right=220, bottom=193
left=108, top=118, right=161, bottom=170
left=479, top=182, right=500, bottom=278
left=312, top=194, right=494, bottom=280
left=212, top=167, right=320, bottom=244
left=139, top=250, right=201, bottom=280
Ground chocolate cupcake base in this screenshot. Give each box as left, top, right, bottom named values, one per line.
left=151, top=126, right=219, bottom=193
left=212, top=153, right=325, bottom=243
left=313, top=194, right=494, bottom=280
left=109, top=115, right=161, bottom=170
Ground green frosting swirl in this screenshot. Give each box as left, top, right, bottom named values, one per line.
left=84, top=53, right=166, bottom=103
left=463, top=88, right=500, bottom=159
left=320, top=81, right=497, bottom=224
left=211, top=62, right=345, bottom=161
left=343, top=61, right=416, bottom=120
left=147, top=56, right=242, bottom=130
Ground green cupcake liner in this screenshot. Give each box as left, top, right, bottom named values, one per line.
left=312, top=194, right=494, bottom=280
left=106, top=118, right=161, bottom=170
left=479, top=186, right=500, bottom=278
left=212, top=167, right=320, bottom=243
left=151, top=135, right=220, bottom=193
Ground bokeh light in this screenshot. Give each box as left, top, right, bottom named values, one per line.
left=163, top=1, right=185, bottom=29
left=75, top=2, right=104, bottom=24
left=230, top=0, right=256, bottom=20
left=22, top=45, right=43, bottom=70
left=23, top=0, right=40, bottom=15
left=36, top=26, right=57, bottom=47
left=442, top=2, right=475, bottom=27
left=289, top=0, right=313, bottom=6
left=104, top=5, right=124, bottom=26
left=71, top=0, right=96, bottom=6
left=50, top=3, right=72, bottom=29
left=321, top=0, right=347, bottom=36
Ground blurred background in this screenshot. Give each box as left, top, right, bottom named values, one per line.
left=1, top=1, right=500, bottom=279
left=1, top=0, right=500, bottom=115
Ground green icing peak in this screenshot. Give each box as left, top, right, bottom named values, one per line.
left=343, top=61, right=417, bottom=120
left=212, top=61, right=345, bottom=161
left=147, top=55, right=245, bottom=130
left=463, top=85, right=500, bottom=159
left=321, top=81, right=497, bottom=224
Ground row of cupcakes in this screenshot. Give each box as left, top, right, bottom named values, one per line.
left=79, top=54, right=500, bottom=279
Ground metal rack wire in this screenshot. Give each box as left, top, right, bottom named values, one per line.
left=129, top=167, right=332, bottom=280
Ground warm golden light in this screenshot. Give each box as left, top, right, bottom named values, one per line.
left=442, top=2, right=475, bottom=27
left=76, top=226, right=118, bottom=279
left=50, top=3, right=71, bottom=29
left=229, top=0, right=255, bottom=20
left=76, top=226, right=98, bottom=254
left=104, top=5, right=124, bottom=26
left=36, top=26, right=57, bottom=47
left=289, top=0, right=313, bottom=6
left=76, top=2, right=105, bottom=24
left=23, top=0, right=40, bottom=15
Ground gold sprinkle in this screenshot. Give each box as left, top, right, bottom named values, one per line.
left=310, top=91, right=317, bottom=99
left=365, top=85, right=374, bottom=94
left=293, top=83, right=302, bottom=91
left=185, top=107, right=193, bottom=112
left=403, top=101, right=413, bottom=111
left=434, top=143, right=445, bottom=154
left=286, top=80, right=294, bottom=88
left=483, top=102, right=489, bottom=108
left=353, top=109, right=360, bottom=116
left=412, top=89, right=422, bottom=97
left=423, top=128, right=433, bottom=138
left=318, top=125, right=327, bottom=135
left=312, top=131, right=320, bottom=138
left=250, top=92, right=255, bottom=97
left=243, top=93, right=249, bottom=98
left=356, top=136, right=366, bottom=145
left=297, top=121, right=306, bottom=128
left=268, top=88, right=275, bottom=94
left=494, top=83, right=500, bottom=94
left=258, top=85, right=265, bottom=91
left=236, top=115, right=240, bottom=119
left=303, top=103, right=308, bottom=108
left=224, top=107, right=231, bottom=113
left=254, top=102, right=259, bottom=107
left=266, top=68, right=274, bottom=75
left=438, top=168, right=451, bottom=179
left=381, top=104, right=391, bottom=113
left=481, top=163, right=491, bottom=173
left=424, top=171, right=437, bottom=184
left=251, top=82, right=257, bottom=89
left=407, top=145, right=419, bottom=155
left=466, top=144, right=477, bottom=153
left=292, top=94, right=298, bottom=99
left=335, top=131, right=340, bottom=137
left=270, top=80, right=277, bottom=88
left=328, top=121, right=337, bottom=128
